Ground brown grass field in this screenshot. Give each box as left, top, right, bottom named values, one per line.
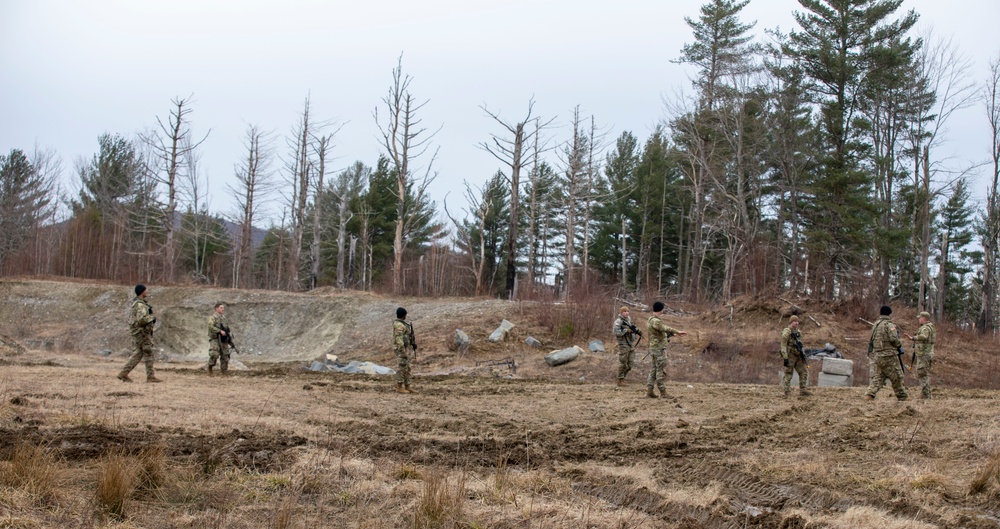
left=1, top=278, right=999, bottom=528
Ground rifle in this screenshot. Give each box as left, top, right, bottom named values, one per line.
left=624, top=321, right=644, bottom=348
left=220, top=324, right=242, bottom=355
left=896, top=345, right=906, bottom=373
left=405, top=321, right=417, bottom=360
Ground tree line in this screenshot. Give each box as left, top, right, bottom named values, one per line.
left=3, top=0, right=1000, bottom=331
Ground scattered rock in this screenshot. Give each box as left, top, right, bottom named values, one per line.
left=544, top=346, right=584, bottom=367
left=588, top=340, right=605, bottom=353
left=488, top=320, right=515, bottom=343
left=525, top=336, right=543, bottom=348
left=450, top=329, right=471, bottom=353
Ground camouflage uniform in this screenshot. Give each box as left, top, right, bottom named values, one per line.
left=613, top=314, right=636, bottom=381
left=780, top=326, right=808, bottom=396
left=120, top=297, right=156, bottom=381
left=865, top=316, right=907, bottom=400
left=646, top=316, right=680, bottom=397
left=393, top=319, right=414, bottom=388
left=913, top=320, right=936, bottom=399
left=208, top=312, right=232, bottom=374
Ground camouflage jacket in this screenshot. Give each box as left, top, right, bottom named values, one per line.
left=647, top=316, right=679, bottom=350
left=913, top=322, right=936, bottom=357
left=393, top=319, right=413, bottom=353
left=208, top=313, right=229, bottom=341
left=780, top=327, right=803, bottom=360
left=129, top=297, right=155, bottom=337
left=869, top=316, right=902, bottom=358
left=613, top=315, right=634, bottom=346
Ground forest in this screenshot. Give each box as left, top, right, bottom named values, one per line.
left=2, top=0, right=1000, bottom=331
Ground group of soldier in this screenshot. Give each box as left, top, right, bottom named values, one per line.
left=611, top=302, right=936, bottom=401
left=115, top=284, right=936, bottom=400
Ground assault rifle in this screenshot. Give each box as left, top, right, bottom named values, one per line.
left=219, top=324, right=242, bottom=355
left=404, top=321, right=418, bottom=360
left=624, top=321, right=644, bottom=348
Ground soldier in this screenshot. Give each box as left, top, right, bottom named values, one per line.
left=904, top=311, right=936, bottom=399
left=780, top=315, right=811, bottom=398
left=865, top=305, right=907, bottom=401
left=392, top=307, right=417, bottom=394
left=645, top=301, right=687, bottom=398
left=117, top=284, right=161, bottom=383
left=208, top=303, right=233, bottom=377
left=613, top=307, right=640, bottom=387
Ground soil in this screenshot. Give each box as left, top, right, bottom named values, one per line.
left=1, top=278, right=999, bottom=528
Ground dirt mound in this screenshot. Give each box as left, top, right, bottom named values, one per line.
left=0, top=333, right=26, bottom=356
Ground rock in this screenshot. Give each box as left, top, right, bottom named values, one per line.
left=588, top=340, right=605, bottom=353
left=308, top=361, right=330, bottom=372
left=229, top=358, right=250, bottom=370
left=488, top=320, right=515, bottom=343
left=324, top=354, right=339, bottom=365
left=451, top=329, right=471, bottom=353
left=331, top=360, right=396, bottom=376
left=821, top=357, right=853, bottom=376
left=525, top=336, right=543, bottom=348
left=544, top=346, right=584, bottom=367
left=95, top=349, right=112, bottom=356
left=818, top=372, right=853, bottom=387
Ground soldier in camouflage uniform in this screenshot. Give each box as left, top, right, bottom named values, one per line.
left=207, top=303, right=232, bottom=377
left=645, top=301, right=686, bottom=398
left=392, top=307, right=417, bottom=394
left=780, top=316, right=811, bottom=398
left=904, top=311, right=936, bottom=399
left=613, top=307, right=640, bottom=387
left=117, top=284, right=161, bottom=383
left=865, top=305, right=907, bottom=401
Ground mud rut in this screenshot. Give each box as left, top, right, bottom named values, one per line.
left=3, top=373, right=999, bottom=529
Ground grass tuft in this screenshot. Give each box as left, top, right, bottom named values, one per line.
left=94, top=451, right=138, bottom=519
left=1, top=442, right=60, bottom=504
left=969, top=449, right=1000, bottom=495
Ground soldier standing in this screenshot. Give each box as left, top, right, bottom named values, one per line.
left=904, top=311, right=936, bottom=399
left=613, top=307, right=640, bottom=387
left=393, top=307, right=417, bottom=394
left=645, top=301, right=686, bottom=398
left=865, top=305, right=907, bottom=401
left=780, top=316, right=811, bottom=398
left=117, top=284, right=161, bottom=383
left=208, top=303, right=233, bottom=377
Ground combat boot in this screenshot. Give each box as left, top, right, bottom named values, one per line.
left=646, top=387, right=657, bottom=398
left=146, top=376, right=163, bottom=383
left=616, top=379, right=624, bottom=387
left=658, top=385, right=670, bottom=399
left=404, top=384, right=415, bottom=394
left=395, top=383, right=407, bottom=394
left=117, top=372, right=133, bottom=383
left=799, top=388, right=812, bottom=397
left=207, top=365, right=214, bottom=377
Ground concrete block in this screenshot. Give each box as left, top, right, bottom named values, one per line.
left=818, top=372, right=853, bottom=387
left=822, top=357, right=854, bottom=376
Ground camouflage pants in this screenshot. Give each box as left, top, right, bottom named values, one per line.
left=866, top=355, right=907, bottom=400
left=616, top=343, right=634, bottom=380
left=646, top=348, right=666, bottom=390
left=395, top=348, right=411, bottom=386
left=782, top=352, right=808, bottom=392
left=915, top=354, right=933, bottom=399
left=209, top=340, right=231, bottom=372
left=122, top=334, right=155, bottom=379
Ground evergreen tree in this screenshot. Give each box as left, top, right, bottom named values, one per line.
left=0, top=149, right=52, bottom=270
left=590, top=131, right=640, bottom=288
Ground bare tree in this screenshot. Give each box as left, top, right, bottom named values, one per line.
left=375, top=55, right=439, bottom=294
left=141, top=96, right=208, bottom=282
left=230, top=125, right=274, bottom=289
left=978, top=53, right=1000, bottom=334
left=308, top=133, right=335, bottom=290
left=480, top=99, right=553, bottom=299
left=444, top=182, right=492, bottom=296
left=285, top=97, right=314, bottom=291
left=559, top=107, right=588, bottom=301
left=331, top=162, right=367, bottom=288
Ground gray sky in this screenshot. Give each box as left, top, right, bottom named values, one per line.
left=2, top=0, right=998, bottom=226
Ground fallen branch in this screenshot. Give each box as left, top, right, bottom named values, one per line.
left=615, top=298, right=649, bottom=312
left=807, top=315, right=821, bottom=327
left=778, top=296, right=802, bottom=312
left=857, top=317, right=874, bottom=326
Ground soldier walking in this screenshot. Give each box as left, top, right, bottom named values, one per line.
left=613, top=307, right=640, bottom=387
left=208, top=303, right=233, bottom=376
left=865, top=305, right=907, bottom=401
left=645, top=301, right=686, bottom=398
left=392, top=307, right=417, bottom=394
left=117, top=284, right=161, bottom=383
left=780, top=316, right=811, bottom=398
left=904, top=311, right=936, bottom=399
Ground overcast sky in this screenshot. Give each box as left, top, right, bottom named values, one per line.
left=2, top=0, right=998, bottom=226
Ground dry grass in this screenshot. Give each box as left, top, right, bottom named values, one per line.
left=969, top=449, right=1000, bottom=495
left=1, top=442, right=60, bottom=504
left=94, top=451, right=138, bottom=519
left=412, top=468, right=468, bottom=529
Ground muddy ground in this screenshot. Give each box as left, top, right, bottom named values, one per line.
left=1, top=279, right=999, bottom=528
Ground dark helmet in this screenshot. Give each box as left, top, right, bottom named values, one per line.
left=396, top=307, right=407, bottom=319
